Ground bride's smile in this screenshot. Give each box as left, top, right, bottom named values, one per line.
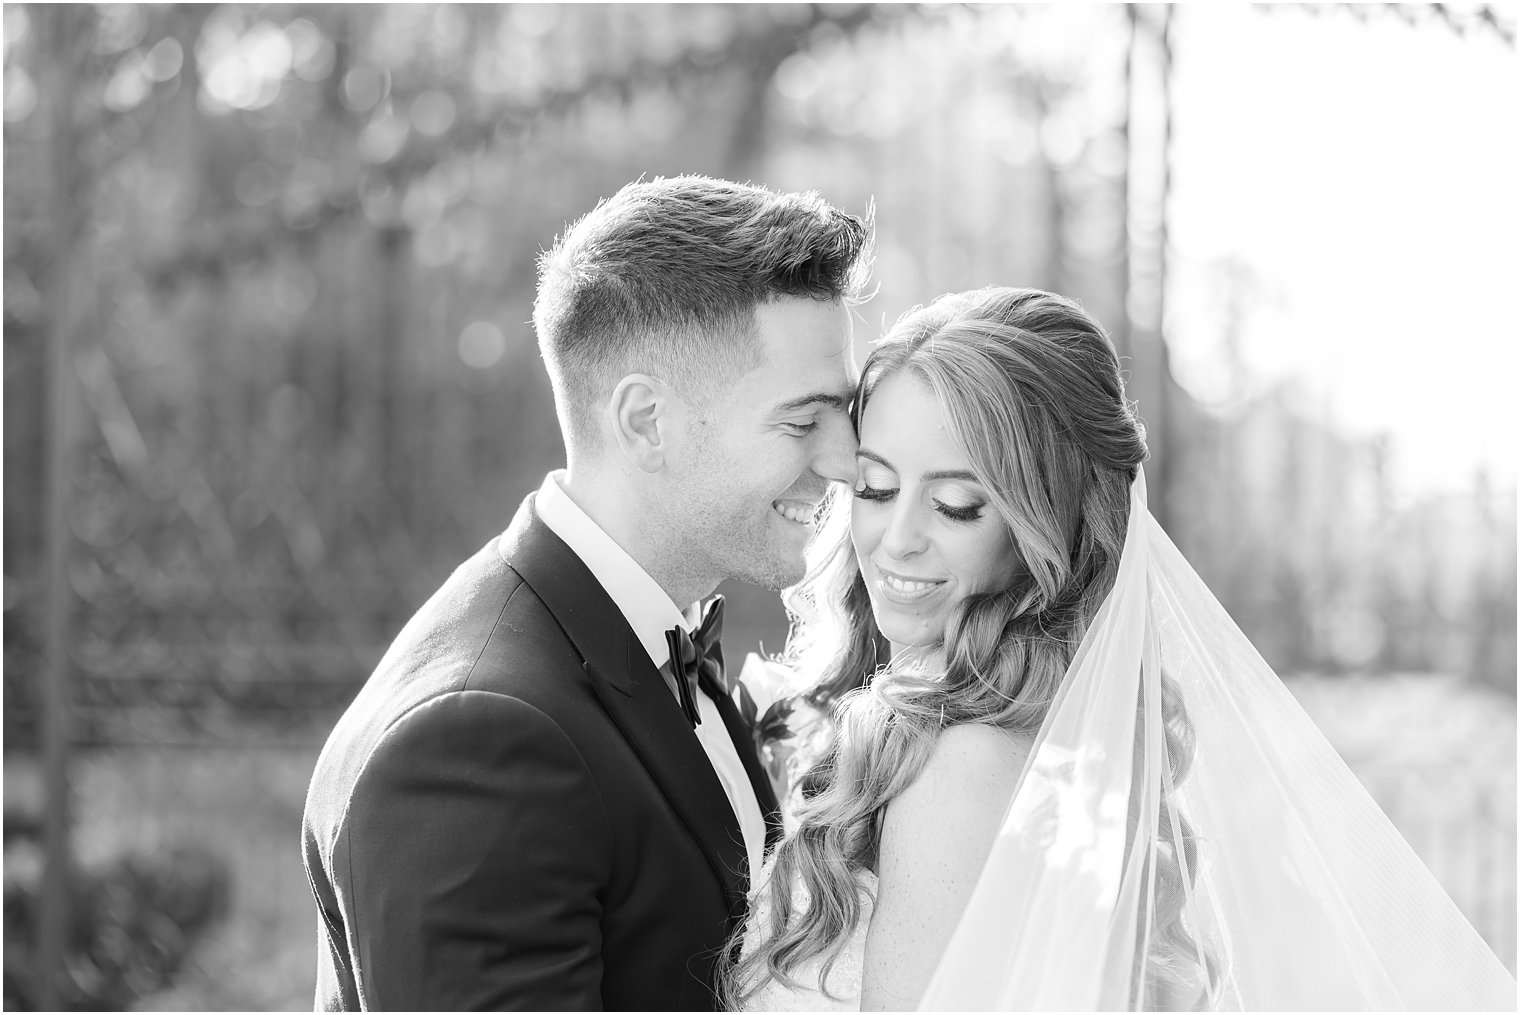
left=850, top=370, right=1021, bottom=651
left=874, top=566, right=946, bottom=602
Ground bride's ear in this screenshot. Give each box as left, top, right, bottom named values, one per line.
left=608, top=373, right=682, bottom=473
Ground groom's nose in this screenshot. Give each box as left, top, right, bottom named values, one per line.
left=811, top=411, right=858, bottom=487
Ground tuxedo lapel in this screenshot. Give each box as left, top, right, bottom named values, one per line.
left=705, top=682, right=784, bottom=849
left=499, top=496, right=750, bottom=913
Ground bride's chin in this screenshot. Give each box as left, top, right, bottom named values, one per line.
left=872, top=614, right=942, bottom=657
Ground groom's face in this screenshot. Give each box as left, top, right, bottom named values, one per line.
left=676, top=297, right=859, bottom=591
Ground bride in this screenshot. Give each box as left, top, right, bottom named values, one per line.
left=726, top=287, right=1516, bottom=1011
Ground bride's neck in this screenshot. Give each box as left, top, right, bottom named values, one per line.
left=888, top=642, right=945, bottom=675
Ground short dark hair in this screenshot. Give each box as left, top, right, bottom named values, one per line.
left=534, top=175, right=872, bottom=455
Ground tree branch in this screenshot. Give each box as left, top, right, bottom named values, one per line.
left=141, top=3, right=911, bottom=288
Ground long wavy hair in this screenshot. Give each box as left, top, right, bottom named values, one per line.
left=725, top=287, right=1209, bottom=1008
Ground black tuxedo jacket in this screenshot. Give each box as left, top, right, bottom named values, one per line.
left=301, top=494, right=782, bottom=1011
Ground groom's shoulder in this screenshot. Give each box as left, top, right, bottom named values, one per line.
left=305, top=530, right=591, bottom=817
left=380, top=529, right=579, bottom=699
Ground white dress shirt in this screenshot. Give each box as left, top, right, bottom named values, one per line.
left=534, top=471, right=767, bottom=882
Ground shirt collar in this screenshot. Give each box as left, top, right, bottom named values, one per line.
left=534, top=470, right=692, bottom=670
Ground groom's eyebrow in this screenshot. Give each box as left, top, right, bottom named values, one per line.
left=771, top=390, right=853, bottom=414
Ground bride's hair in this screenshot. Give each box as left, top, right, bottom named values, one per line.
left=725, top=287, right=1209, bottom=1008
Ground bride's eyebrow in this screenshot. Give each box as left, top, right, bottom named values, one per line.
left=923, top=468, right=979, bottom=483
left=859, top=448, right=979, bottom=485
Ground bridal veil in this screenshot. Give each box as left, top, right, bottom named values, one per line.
left=921, top=471, right=1516, bottom=1011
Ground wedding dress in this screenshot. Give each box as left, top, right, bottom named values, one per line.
left=742, top=470, right=1516, bottom=1011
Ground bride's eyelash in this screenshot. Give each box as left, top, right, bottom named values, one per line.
left=935, top=500, right=984, bottom=522
left=854, top=483, right=984, bottom=522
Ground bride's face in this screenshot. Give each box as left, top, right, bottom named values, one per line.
left=850, top=370, right=1022, bottom=651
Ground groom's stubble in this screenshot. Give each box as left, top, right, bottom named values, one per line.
left=627, top=296, right=858, bottom=601
left=681, top=426, right=812, bottom=593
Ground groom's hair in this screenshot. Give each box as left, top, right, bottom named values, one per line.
left=534, top=175, right=872, bottom=457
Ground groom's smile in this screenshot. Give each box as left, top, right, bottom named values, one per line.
left=771, top=498, right=822, bottom=527
left=677, top=296, right=859, bottom=592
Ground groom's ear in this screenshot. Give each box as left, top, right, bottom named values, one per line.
left=608, top=373, right=681, bottom=473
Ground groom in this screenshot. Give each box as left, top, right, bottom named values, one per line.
left=302, top=176, right=870, bottom=1010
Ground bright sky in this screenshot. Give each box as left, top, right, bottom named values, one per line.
left=1166, top=6, right=1518, bottom=494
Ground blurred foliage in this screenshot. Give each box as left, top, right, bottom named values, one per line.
left=3, top=4, right=1513, bottom=755
left=2, top=3, right=917, bottom=748
left=2, top=3, right=1514, bottom=1006
left=5, top=806, right=229, bottom=1009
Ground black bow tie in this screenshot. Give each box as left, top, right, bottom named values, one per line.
left=665, top=596, right=725, bottom=729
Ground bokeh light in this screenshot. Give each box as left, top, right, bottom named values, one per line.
left=3, top=5, right=1513, bottom=1009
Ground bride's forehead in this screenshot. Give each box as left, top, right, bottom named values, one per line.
left=858, top=379, right=970, bottom=469
left=861, top=372, right=945, bottom=427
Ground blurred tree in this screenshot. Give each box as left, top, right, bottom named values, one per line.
left=3, top=4, right=927, bottom=743
left=3, top=1, right=1512, bottom=751
left=29, top=5, right=98, bottom=1007
left=4, top=5, right=1514, bottom=1002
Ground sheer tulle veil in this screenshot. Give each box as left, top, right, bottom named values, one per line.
left=921, top=470, right=1516, bottom=1011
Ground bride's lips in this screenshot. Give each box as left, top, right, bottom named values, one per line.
left=873, top=564, right=947, bottom=606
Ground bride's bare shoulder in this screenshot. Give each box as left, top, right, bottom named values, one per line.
left=942, top=720, right=1032, bottom=747
left=932, top=721, right=1033, bottom=769
left=895, top=723, right=1032, bottom=812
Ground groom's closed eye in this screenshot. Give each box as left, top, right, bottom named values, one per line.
left=770, top=389, right=854, bottom=438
